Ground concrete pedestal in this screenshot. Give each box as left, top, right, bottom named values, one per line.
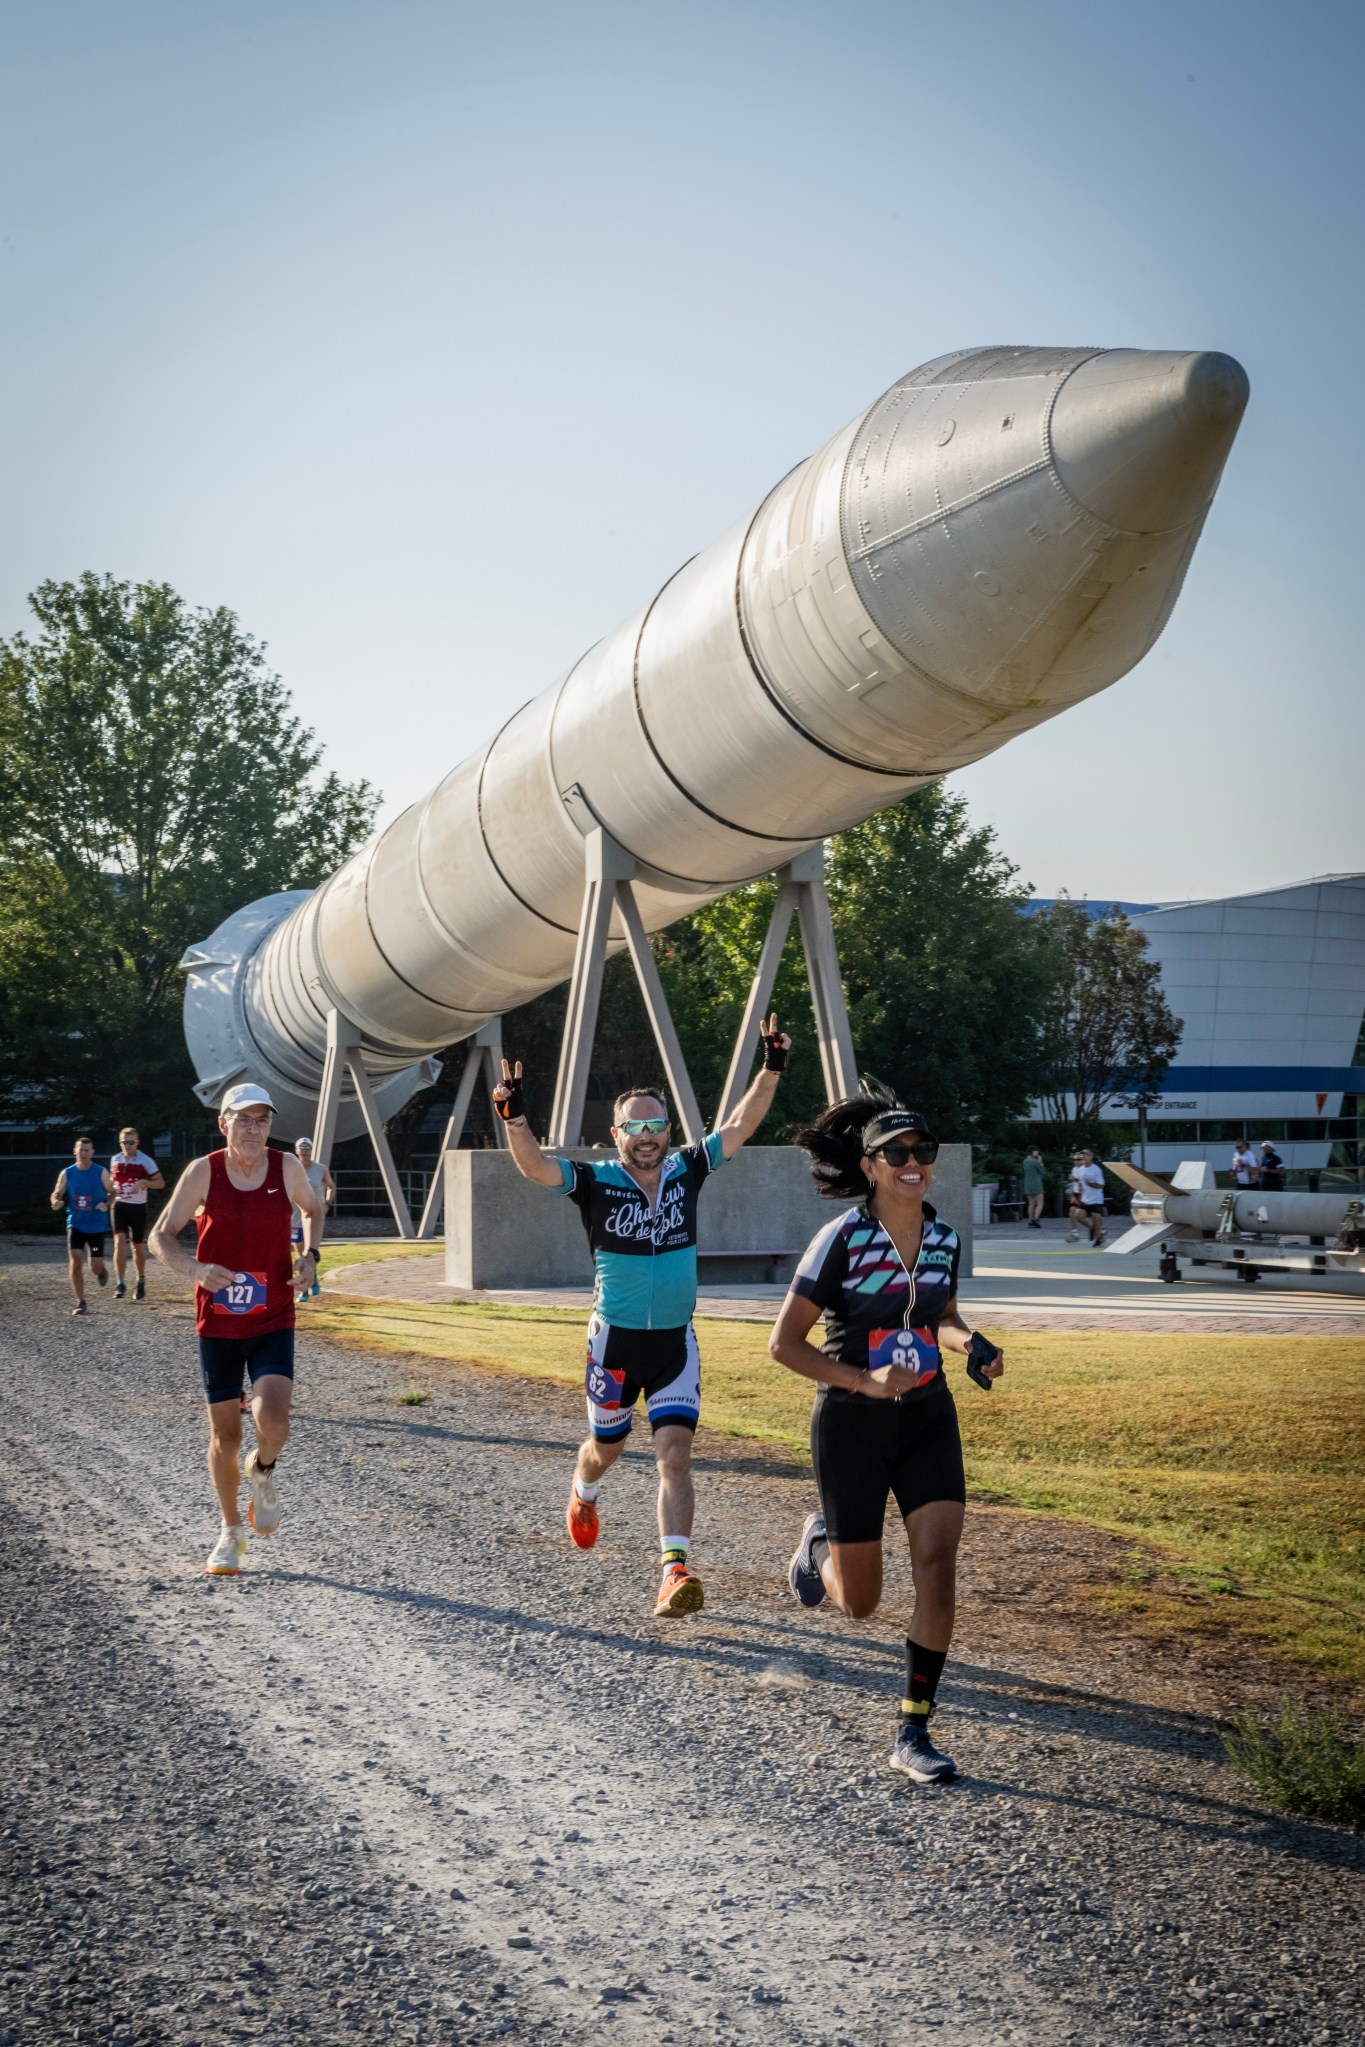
left=442, top=1144, right=972, bottom=1291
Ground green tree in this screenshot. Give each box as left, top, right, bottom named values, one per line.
left=1030, top=898, right=1182, bottom=1151
left=656, top=783, right=1061, bottom=1149
left=0, top=574, right=378, bottom=1134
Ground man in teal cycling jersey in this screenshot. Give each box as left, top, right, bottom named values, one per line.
left=495, top=1016, right=791, bottom=1617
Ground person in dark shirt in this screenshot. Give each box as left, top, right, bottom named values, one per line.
left=769, top=1083, right=1003, bottom=1784
left=1257, top=1141, right=1286, bottom=1191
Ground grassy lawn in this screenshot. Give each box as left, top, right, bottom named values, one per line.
left=314, top=1241, right=1365, bottom=1683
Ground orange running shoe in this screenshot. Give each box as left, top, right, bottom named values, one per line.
left=566, top=1486, right=599, bottom=1550
left=654, top=1561, right=704, bottom=1617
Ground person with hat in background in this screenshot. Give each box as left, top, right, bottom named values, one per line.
left=290, top=1136, right=334, bottom=1300
left=149, top=1083, right=324, bottom=1575
left=770, top=1082, right=1003, bottom=1784
left=1257, top=1139, right=1287, bottom=1191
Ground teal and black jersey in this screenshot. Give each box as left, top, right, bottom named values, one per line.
left=557, top=1131, right=727, bottom=1328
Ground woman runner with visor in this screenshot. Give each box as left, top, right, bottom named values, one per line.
left=769, top=1084, right=1003, bottom=1782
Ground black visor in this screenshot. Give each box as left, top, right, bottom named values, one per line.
left=862, top=1109, right=932, bottom=1152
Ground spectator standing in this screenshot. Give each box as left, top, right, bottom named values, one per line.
left=1257, top=1140, right=1286, bottom=1191
left=1073, top=1149, right=1107, bottom=1246
left=1021, top=1146, right=1046, bottom=1229
left=1229, top=1140, right=1257, bottom=1188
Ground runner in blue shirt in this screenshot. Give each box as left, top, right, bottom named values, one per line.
left=50, top=1136, right=115, bottom=1317
left=494, top=1016, right=792, bottom=1617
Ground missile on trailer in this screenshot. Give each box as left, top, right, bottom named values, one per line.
left=1106, top=1160, right=1365, bottom=1281
left=182, top=345, right=1248, bottom=1137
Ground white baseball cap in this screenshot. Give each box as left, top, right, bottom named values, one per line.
left=221, top=1082, right=276, bottom=1114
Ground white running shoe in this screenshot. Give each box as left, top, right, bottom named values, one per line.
left=205, top=1523, right=247, bottom=1575
left=245, top=1448, right=281, bottom=1535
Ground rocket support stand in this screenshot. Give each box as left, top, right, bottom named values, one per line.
left=312, top=1009, right=418, bottom=1241
left=548, top=828, right=704, bottom=1149
left=547, top=830, right=857, bottom=1149
left=416, top=1020, right=507, bottom=1239
left=714, top=844, right=858, bottom=1123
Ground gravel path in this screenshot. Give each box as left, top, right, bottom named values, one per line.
left=2, top=1244, right=1361, bottom=2046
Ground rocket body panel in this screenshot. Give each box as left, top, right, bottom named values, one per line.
left=183, top=345, right=1248, bottom=1139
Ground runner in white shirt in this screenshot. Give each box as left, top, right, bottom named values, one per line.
left=291, top=1138, right=334, bottom=1300
left=109, top=1126, right=165, bottom=1300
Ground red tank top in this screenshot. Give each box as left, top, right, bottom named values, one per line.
left=195, top=1149, right=295, bottom=1337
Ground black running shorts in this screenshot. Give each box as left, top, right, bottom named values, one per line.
left=198, top=1328, right=295, bottom=1406
left=811, top=1383, right=965, bottom=1545
left=112, top=1201, right=147, bottom=1242
left=68, top=1229, right=106, bottom=1258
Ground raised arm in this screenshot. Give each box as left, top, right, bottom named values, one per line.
left=490, top=1058, right=569, bottom=1188
left=715, top=1013, right=791, bottom=1160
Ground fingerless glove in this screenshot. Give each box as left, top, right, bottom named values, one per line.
left=495, top=1075, right=525, bottom=1122
left=760, top=1028, right=788, bottom=1073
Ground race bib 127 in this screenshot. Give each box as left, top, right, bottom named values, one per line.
left=212, top=1270, right=268, bottom=1315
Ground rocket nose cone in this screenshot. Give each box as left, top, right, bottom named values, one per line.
left=1050, top=349, right=1249, bottom=535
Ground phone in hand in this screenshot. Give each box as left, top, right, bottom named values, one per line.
left=966, top=1332, right=999, bottom=1391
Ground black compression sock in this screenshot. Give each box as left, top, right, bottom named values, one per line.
left=902, top=1640, right=947, bottom=1719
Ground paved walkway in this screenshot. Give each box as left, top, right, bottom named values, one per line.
left=326, top=1219, right=1365, bottom=1337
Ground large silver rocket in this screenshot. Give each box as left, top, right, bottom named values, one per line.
left=183, top=345, right=1248, bottom=1136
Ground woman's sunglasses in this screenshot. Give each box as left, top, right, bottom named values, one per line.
left=618, top=1117, right=669, bottom=1136
left=868, top=1138, right=939, bottom=1167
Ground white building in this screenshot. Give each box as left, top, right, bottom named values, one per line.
left=1099, top=874, right=1365, bottom=1178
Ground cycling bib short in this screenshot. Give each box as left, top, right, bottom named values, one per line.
left=584, top=1317, right=701, bottom=1442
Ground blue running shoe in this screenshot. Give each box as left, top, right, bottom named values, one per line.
left=889, top=1715, right=957, bottom=1784
left=788, top=1510, right=828, bottom=1607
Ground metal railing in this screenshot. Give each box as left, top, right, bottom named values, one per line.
left=330, top=1166, right=432, bottom=1220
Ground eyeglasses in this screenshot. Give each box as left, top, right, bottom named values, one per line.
left=869, top=1138, right=939, bottom=1167
left=618, top=1118, right=669, bottom=1136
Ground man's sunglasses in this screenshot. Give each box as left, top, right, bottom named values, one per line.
left=618, top=1117, right=669, bottom=1136
left=868, top=1138, right=939, bottom=1167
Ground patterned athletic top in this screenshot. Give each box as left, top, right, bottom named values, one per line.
left=791, top=1201, right=962, bottom=1401
left=557, top=1132, right=727, bottom=1329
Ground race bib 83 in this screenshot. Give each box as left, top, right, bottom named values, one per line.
left=868, top=1325, right=941, bottom=1388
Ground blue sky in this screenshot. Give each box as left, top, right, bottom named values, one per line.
left=1, top=0, right=1359, bottom=902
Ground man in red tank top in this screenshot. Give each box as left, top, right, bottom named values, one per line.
left=150, top=1083, right=325, bottom=1575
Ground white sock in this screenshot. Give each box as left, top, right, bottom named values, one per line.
left=574, top=1477, right=601, bottom=1503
